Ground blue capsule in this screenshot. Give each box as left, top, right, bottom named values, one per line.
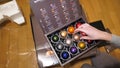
left=61, top=51, right=69, bottom=59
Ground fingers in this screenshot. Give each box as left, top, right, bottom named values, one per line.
left=74, top=25, right=85, bottom=34
left=74, top=28, right=81, bottom=33
left=80, top=36, right=91, bottom=40
left=74, top=24, right=84, bottom=33
left=74, top=23, right=93, bottom=40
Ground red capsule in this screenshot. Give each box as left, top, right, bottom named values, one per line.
left=87, top=40, right=93, bottom=44
left=76, top=22, right=82, bottom=28
left=80, top=32, right=86, bottom=36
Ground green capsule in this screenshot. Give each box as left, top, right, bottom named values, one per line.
left=52, top=35, right=59, bottom=42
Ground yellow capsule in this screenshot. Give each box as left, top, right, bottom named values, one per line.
left=78, top=42, right=86, bottom=49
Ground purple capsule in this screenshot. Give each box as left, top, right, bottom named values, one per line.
left=70, top=47, right=77, bottom=54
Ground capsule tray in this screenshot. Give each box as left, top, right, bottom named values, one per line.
left=45, top=18, right=98, bottom=66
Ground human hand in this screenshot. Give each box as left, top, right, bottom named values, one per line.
left=74, top=23, right=112, bottom=41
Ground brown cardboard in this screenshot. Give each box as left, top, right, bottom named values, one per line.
left=30, top=0, right=99, bottom=67
left=30, top=0, right=87, bottom=34
left=30, top=15, right=59, bottom=68
left=30, top=15, right=97, bottom=67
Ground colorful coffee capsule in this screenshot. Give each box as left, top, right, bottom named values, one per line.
left=80, top=32, right=86, bottom=36
left=67, top=26, right=75, bottom=34
left=87, top=40, right=94, bottom=44
left=78, top=42, right=86, bottom=49
left=60, top=30, right=67, bottom=38
left=61, top=51, right=69, bottom=59
left=46, top=50, right=54, bottom=56
left=57, top=43, right=64, bottom=50
left=65, top=38, right=72, bottom=45
left=73, top=34, right=80, bottom=41
left=52, top=35, right=59, bottom=42
left=70, top=47, right=78, bottom=54
left=76, top=22, right=82, bottom=28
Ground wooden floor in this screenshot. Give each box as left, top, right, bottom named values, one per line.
left=0, top=0, right=120, bottom=68
left=80, top=0, right=120, bottom=61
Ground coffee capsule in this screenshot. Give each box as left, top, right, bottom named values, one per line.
left=61, top=51, right=69, bottom=59
left=78, top=42, right=86, bottom=49
left=51, top=35, right=59, bottom=42
left=60, top=30, right=67, bottom=38
left=70, top=47, right=78, bottom=54
left=57, top=43, right=64, bottom=50
left=65, top=38, right=72, bottom=45
left=73, top=34, right=80, bottom=41
left=67, top=26, right=75, bottom=34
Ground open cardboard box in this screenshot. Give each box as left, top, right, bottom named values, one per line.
left=30, top=15, right=100, bottom=68
left=30, top=0, right=109, bottom=67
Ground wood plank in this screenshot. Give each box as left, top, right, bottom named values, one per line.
left=0, top=0, right=120, bottom=68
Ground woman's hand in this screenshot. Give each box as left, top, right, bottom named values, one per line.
left=74, top=23, right=112, bottom=41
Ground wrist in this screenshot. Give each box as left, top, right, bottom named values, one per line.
left=100, top=32, right=112, bottom=41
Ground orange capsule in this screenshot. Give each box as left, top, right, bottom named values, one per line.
left=68, top=26, right=75, bottom=34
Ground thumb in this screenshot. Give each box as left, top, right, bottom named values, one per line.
left=80, top=36, right=91, bottom=40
